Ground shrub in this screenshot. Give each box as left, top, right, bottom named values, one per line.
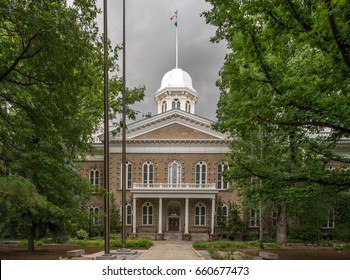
left=207, top=247, right=223, bottom=260
left=331, top=223, right=350, bottom=242
left=72, top=239, right=103, bottom=246
left=17, top=240, right=28, bottom=247
left=76, top=229, right=89, bottom=240
left=109, top=239, right=154, bottom=248
left=288, top=225, right=319, bottom=244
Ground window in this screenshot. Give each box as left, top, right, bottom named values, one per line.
left=216, top=204, right=228, bottom=227
left=162, top=101, right=167, bottom=113
left=195, top=161, right=207, bottom=186
left=89, top=205, right=99, bottom=224
left=172, top=99, right=180, bottom=109
left=324, top=208, right=335, bottom=229
left=126, top=204, right=132, bottom=225
left=194, top=203, right=206, bottom=226
left=185, top=101, right=191, bottom=113
left=217, top=162, right=229, bottom=189
left=143, top=161, right=154, bottom=185
left=142, top=202, right=153, bottom=225
left=249, top=209, right=259, bottom=227
left=168, top=160, right=181, bottom=185
left=125, top=161, right=133, bottom=188
left=89, top=168, right=100, bottom=187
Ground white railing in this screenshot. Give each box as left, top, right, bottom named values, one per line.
left=132, top=183, right=216, bottom=190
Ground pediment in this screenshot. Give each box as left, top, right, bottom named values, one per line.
left=107, top=109, right=228, bottom=142
left=131, top=123, right=220, bottom=140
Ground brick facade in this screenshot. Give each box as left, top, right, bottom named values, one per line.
left=78, top=109, right=241, bottom=240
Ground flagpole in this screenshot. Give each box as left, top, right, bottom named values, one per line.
left=121, top=0, right=127, bottom=250
left=175, top=26, right=178, bottom=69
left=103, top=0, right=110, bottom=255
left=171, top=10, right=178, bottom=69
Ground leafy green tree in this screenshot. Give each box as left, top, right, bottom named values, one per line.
left=0, top=0, right=144, bottom=251
left=226, top=202, right=246, bottom=240
left=110, top=193, right=121, bottom=235
left=203, top=0, right=350, bottom=243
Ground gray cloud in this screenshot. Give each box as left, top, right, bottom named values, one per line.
left=98, top=0, right=227, bottom=120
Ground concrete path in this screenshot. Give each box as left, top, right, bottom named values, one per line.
left=136, top=241, right=204, bottom=260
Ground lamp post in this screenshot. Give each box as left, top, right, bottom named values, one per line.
left=121, top=0, right=127, bottom=250
left=103, top=0, right=110, bottom=255
left=259, top=124, right=264, bottom=249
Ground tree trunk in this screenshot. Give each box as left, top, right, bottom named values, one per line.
left=27, top=224, right=35, bottom=253
left=276, top=202, right=287, bottom=244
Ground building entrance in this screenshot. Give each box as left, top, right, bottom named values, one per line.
left=167, top=201, right=181, bottom=231
left=168, top=217, right=180, bottom=231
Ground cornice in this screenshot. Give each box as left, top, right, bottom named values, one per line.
left=109, top=138, right=231, bottom=144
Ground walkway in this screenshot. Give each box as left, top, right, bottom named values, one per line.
left=136, top=241, right=204, bottom=260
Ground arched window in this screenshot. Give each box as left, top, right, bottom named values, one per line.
left=89, top=168, right=100, bottom=187
left=125, top=161, right=133, bottom=188
left=194, top=203, right=206, bottom=226
left=162, top=101, right=167, bottom=113
left=195, top=161, right=207, bottom=186
left=143, top=161, right=154, bottom=185
left=217, top=162, right=229, bottom=189
left=216, top=204, right=228, bottom=226
left=185, top=101, right=191, bottom=113
left=168, top=160, right=181, bottom=186
left=142, top=202, right=153, bottom=225
left=172, top=99, right=180, bottom=109
left=126, top=204, right=132, bottom=225
left=89, top=205, right=99, bottom=225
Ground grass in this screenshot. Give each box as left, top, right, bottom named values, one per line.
left=16, top=237, right=154, bottom=248
left=71, top=238, right=153, bottom=248
left=192, top=240, right=281, bottom=250
left=17, top=238, right=54, bottom=247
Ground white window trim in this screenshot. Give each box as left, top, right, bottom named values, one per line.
left=142, top=161, right=154, bottom=185
left=142, top=202, right=154, bottom=225
left=195, top=161, right=207, bottom=185
left=168, top=160, right=181, bottom=185
left=217, top=162, right=229, bottom=190
left=194, top=203, right=206, bottom=226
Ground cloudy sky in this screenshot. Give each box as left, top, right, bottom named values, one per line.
left=96, top=0, right=228, bottom=120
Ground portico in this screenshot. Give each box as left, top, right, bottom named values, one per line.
left=130, top=183, right=218, bottom=240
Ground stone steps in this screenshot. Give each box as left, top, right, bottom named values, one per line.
left=163, top=232, right=183, bottom=240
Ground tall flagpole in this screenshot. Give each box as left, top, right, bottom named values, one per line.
left=121, top=0, right=127, bottom=250
left=175, top=24, right=178, bottom=69
left=103, top=0, right=110, bottom=255
left=171, top=10, right=178, bottom=69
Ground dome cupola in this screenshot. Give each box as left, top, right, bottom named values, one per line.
left=159, top=68, right=194, bottom=91
left=154, top=68, right=199, bottom=115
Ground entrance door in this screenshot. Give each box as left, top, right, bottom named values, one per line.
left=168, top=217, right=179, bottom=231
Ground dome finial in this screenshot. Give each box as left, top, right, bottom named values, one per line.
left=170, top=10, right=179, bottom=69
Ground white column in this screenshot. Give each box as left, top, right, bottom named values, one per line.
left=158, top=198, right=163, bottom=234
left=185, top=198, right=189, bottom=234
left=211, top=198, right=215, bottom=235
left=133, top=197, right=137, bottom=234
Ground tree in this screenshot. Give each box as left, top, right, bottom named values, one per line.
left=203, top=0, right=350, bottom=243
left=109, top=193, right=121, bottom=235
left=0, top=0, right=144, bottom=251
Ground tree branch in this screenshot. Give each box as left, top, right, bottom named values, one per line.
left=285, top=0, right=312, bottom=32
left=324, top=0, right=350, bottom=68
left=0, top=31, right=44, bottom=83
left=257, top=114, right=350, bottom=135
left=249, top=31, right=283, bottom=96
